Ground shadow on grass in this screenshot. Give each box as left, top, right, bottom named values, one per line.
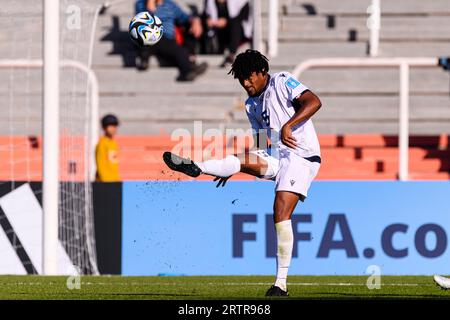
left=7, top=291, right=201, bottom=299
left=303, top=291, right=450, bottom=300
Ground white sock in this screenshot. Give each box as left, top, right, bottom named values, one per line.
left=195, top=155, right=241, bottom=177
left=274, top=220, right=293, bottom=292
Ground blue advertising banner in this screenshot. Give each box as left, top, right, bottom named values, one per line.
left=122, top=181, right=450, bottom=276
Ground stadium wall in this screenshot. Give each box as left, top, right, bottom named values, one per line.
left=1, top=181, right=449, bottom=276
left=121, top=181, right=450, bottom=276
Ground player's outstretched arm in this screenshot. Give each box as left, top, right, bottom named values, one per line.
left=281, top=91, right=322, bottom=149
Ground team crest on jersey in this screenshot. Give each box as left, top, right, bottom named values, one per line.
left=285, top=77, right=301, bottom=89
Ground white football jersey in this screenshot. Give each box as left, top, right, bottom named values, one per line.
left=245, top=72, right=321, bottom=159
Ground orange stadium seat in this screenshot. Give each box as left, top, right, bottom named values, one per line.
left=0, top=134, right=449, bottom=181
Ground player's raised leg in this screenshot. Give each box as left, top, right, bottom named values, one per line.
left=265, top=191, right=300, bottom=297
left=162, top=150, right=271, bottom=180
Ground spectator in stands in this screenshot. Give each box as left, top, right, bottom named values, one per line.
left=204, top=0, right=251, bottom=67
left=96, top=114, right=120, bottom=182
left=135, top=0, right=208, bottom=82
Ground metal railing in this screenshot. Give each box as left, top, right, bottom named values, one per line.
left=368, top=0, right=381, bottom=57
left=268, top=0, right=279, bottom=57
left=292, top=57, right=440, bottom=181
left=253, top=0, right=380, bottom=58
left=251, top=0, right=279, bottom=57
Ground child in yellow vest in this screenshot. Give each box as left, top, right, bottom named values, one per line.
left=96, top=114, right=120, bottom=182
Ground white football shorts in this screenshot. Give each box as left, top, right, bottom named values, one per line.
left=250, top=149, right=320, bottom=198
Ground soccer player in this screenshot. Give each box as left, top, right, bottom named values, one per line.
left=163, top=49, right=322, bottom=296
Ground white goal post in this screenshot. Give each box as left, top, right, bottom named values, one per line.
left=292, top=57, right=440, bottom=181
left=43, top=0, right=59, bottom=276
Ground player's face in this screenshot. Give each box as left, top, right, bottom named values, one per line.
left=104, top=125, right=118, bottom=137
left=239, top=71, right=268, bottom=97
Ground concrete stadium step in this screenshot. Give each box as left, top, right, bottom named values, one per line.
left=377, top=42, right=450, bottom=57
left=0, top=69, right=95, bottom=95
left=3, top=134, right=447, bottom=151
left=275, top=16, right=450, bottom=41
left=111, top=120, right=255, bottom=135
left=1, top=149, right=442, bottom=180
left=2, top=134, right=449, bottom=181
left=315, top=171, right=398, bottom=180
left=89, top=41, right=369, bottom=69
left=299, top=68, right=449, bottom=94
left=330, top=134, right=449, bottom=148
left=91, top=49, right=230, bottom=69
left=286, top=0, right=450, bottom=16
left=4, top=118, right=449, bottom=136
left=381, top=158, right=450, bottom=173
left=108, top=120, right=450, bottom=136
left=317, top=96, right=450, bottom=121
left=361, top=148, right=426, bottom=160
left=91, top=67, right=450, bottom=95
left=95, top=68, right=241, bottom=95
left=101, top=0, right=283, bottom=18
left=232, top=95, right=450, bottom=122
left=100, top=96, right=242, bottom=121
left=3, top=0, right=450, bottom=138
left=410, top=172, right=450, bottom=180
left=279, top=15, right=450, bottom=32
left=273, top=42, right=450, bottom=67
left=312, top=121, right=450, bottom=135
left=117, top=135, right=450, bottom=153
left=90, top=41, right=450, bottom=70
left=94, top=66, right=239, bottom=83
left=362, top=147, right=450, bottom=159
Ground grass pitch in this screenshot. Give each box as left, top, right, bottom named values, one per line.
left=0, top=275, right=449, bottom=300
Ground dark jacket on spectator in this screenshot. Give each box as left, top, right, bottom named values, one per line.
left=135, top=0, right=192, bottom=40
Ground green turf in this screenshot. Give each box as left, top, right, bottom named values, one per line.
left=0, top=275, right=449, bottom=300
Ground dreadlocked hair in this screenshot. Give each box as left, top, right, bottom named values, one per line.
left=228, top=49, right=269, bottom=79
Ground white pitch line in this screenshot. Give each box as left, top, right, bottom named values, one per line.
left=4, top=282, right=435, bottom=287
left=201, top=282, right=433, bottom=287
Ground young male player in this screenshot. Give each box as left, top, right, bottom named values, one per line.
left=163, top=49, right=322, bottom=296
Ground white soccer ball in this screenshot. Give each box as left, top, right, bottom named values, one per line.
left=129, top=12, right=163, bottom=46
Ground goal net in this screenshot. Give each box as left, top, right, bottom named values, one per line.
left=0, top=0, right=103, bottom=275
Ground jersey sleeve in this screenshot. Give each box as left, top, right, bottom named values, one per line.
left=279, top=72, right=309, bottom=102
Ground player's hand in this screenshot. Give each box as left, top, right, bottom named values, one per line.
left=213, top=176, right=230, bottom=188
left=190, top=17, right=203, bottom=38
left=281, top=124, right=298, bottom=149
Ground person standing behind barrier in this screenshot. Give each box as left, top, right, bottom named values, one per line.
left=96, top=114, right=120, bottom=182
left=204, top=0, right=252, bottom=67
